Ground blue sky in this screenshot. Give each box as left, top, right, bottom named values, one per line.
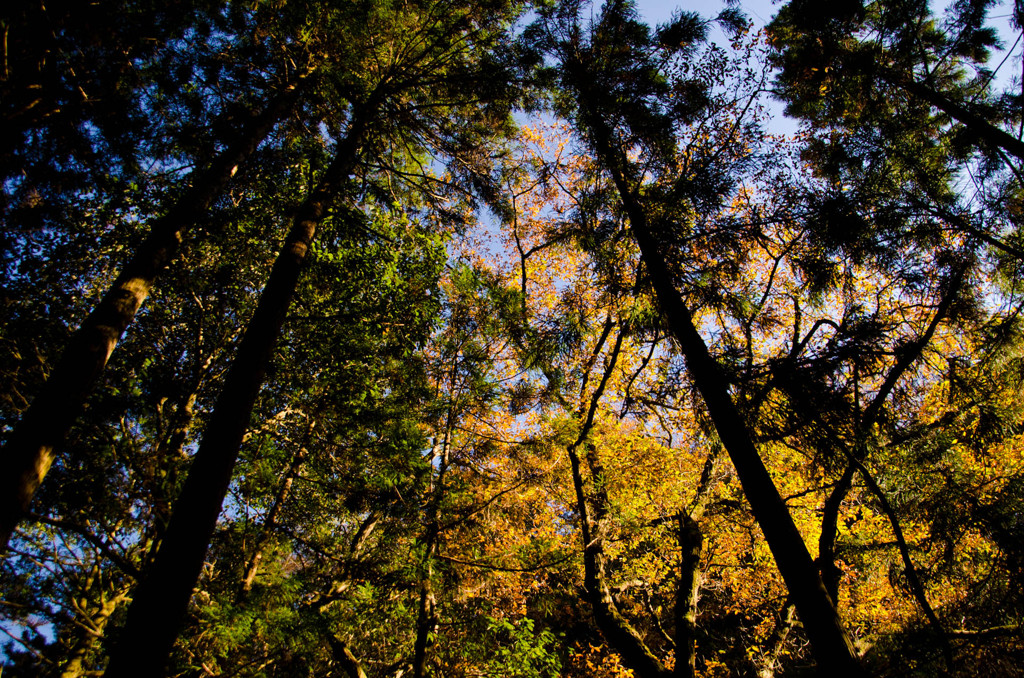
left=634, top=0, right=781, bottom=29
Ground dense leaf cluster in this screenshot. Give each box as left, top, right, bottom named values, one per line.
left=2, top=1, right=1023, bottom=677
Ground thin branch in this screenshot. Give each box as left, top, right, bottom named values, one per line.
left=25, top=513, right=140, bottom=579
left=436, top=551, right=575, bottom=572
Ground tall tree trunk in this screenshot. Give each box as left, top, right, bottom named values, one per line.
left=0, top=69, right=313, bottom=549
left=674, top=447, right=718, bottom=678
left=818, top=465, right=856, bottom=604
left=569, top=71, right=864, bottom=676
left=674, top=513, right=702, bottom=678
left=878, top=67, right=1024, bottom=163
left=412, top=561, right=438, bottom=678
left=101, top=106, right=369, bottom=678
left=413, top=433, right=450, bottom=678
left=623, top=190, right=861, bottom=677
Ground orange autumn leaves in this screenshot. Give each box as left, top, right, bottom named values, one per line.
left=420, top=118, right=1021, bottom=675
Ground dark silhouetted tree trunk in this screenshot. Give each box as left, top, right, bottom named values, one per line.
left=568, top=69, right=864, bottom=674
left=0, top=70, right=312, bottom=548
left=674, top=513, right=702, bottom=678
left=880, top=69, right=1024, bottom=164
left=329, top=635, right=370, bottom=678
left=101, top=105, right=369, bottom=678
left=818, top=466, right=856, bottom=603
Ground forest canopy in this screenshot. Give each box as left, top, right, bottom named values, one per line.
left=2, top=0, right=1023, bottom=676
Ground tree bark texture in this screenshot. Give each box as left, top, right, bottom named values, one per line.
left=101, top=106, right=367, bottom=678
left=0, top=70, right=312, bottom=549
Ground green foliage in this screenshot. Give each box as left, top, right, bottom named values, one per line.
left=486, top=617, right=563, bottom=678
left=4, top=1, right=1024, bottom=677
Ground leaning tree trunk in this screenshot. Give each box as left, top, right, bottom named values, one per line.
left=620, top=183, right=862, bottom=678
left=878, top=67, right=1024, bottom=164
left=571, top=77, right=864, bottom=676
left=0, top=68, right=313, bottom=549
left=101, top=106, right=369, bottom=678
